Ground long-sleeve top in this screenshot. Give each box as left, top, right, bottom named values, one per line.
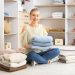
left=21, top=24, right=48, bottom=54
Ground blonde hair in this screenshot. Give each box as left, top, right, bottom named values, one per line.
left=30, top=8, right=39, bottom=15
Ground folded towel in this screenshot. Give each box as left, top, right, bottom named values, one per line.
left=0, top=49, right=16, bottom=55
left=32, top=36, right=53, bottom=43
left=4, top=12, right=9, bottom=16
left=9, top=60, right=27, bottom=67
left=2, top=53, right=27, bottom=63
left=32, top=42, right=53, bottom=47
left=0, top=60, right=27, bottom=67
left=31, top=45, right=51, bottom=53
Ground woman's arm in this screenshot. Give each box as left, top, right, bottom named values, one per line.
left=21, top=25, right=31, bottom=49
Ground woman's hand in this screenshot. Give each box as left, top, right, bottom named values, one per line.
left=24, top=44, right=31, bottom=49
left=21, top=25, right=26, bottom=33
left=17, top=48, right=25, bottom=53
left=17, top=44, right=31, bottom=53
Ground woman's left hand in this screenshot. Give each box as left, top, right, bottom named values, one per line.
left=17, top=48, right=25, bottom=53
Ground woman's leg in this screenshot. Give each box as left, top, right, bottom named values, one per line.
left=40, top=48, right=60, bottom=60
left=26, top=51, right=48, bottom=64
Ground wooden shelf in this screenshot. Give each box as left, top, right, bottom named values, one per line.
left=4, top=16, right=16, bottom=18
left=4, top=33, right=17, bottom=36
left=50, top=45, right=75, bottom=50
left=35, top=4, right=65, bottom=7
left=0, top=0, right=19, bottom=50
left=67, top=4, right=75, bottom=6
left=67, top=32, right=75, bottom=34
left=4, top=0, right=17, bottom=2
left=40, top=17, right=65, bottom=20
left=48, top=32, right=65, bottom=33
left=67, top=18, right=75, bottom=20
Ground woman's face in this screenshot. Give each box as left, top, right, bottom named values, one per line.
left=30, top=10, right=40, bottom=24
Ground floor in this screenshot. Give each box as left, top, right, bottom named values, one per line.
left=0, top=62, right=75, bottom=75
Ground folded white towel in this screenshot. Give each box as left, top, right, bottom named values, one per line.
left=2, top=53, right=27, bottom=63
left=0, top=60, right=27, bottom=67
left=10, top=60, right=27, bottom=67
left=0, top=49, right=16, bottom=55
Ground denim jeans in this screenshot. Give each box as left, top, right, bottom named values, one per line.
left=26, top=48, right=60, bottom=64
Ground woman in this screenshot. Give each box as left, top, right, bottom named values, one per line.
left=21, top=8, right=60, bottom=65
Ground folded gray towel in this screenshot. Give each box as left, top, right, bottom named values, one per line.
left=32, top=42, right=53, bottom=47
left=32, top=36, right=53, bottom=43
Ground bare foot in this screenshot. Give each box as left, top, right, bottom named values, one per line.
left=48, top=60, right=51, bottom=64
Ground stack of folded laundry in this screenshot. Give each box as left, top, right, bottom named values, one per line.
left=0, top=52, right=27, bottom=68
left=31, top=36, right=53, bottom=53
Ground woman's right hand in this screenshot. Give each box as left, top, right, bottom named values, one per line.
left=24, top=44, right=31, bottom=49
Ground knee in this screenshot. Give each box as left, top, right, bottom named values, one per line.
left=27, top=51, right=36, bottom=58
left=53, top=48, right=60, bottom=55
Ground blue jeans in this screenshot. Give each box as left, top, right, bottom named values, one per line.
left=26, top=48, right=60, bottom=64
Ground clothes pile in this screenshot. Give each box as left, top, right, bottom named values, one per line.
left=31, top=36, right=53, bottom=53
left=0, top=49, right=27, bottom=72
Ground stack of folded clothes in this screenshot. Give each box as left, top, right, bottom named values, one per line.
left=31, top=36, right=53, bottom=53
left=0, top=50, right=27, bottom=72
left=0, top=53, right=27, bottom=67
